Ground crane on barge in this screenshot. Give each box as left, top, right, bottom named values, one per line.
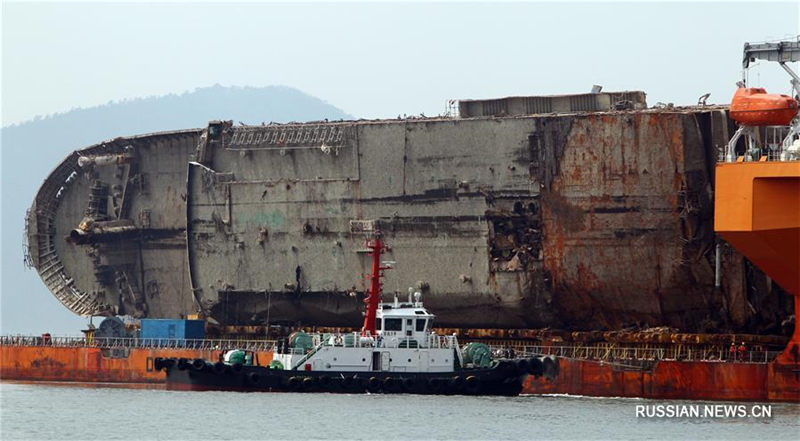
left=726, top=38, right=800, bottom=161
left=716, top=38, right=800, bottom=399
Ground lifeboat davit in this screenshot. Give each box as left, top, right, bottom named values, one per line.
left=730, top=87, right=798, bottom=126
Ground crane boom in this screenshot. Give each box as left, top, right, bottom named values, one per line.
left=743, top=39, right=800, bottom=69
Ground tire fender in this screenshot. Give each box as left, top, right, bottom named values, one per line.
left=191, top=359, right=206, bottom=371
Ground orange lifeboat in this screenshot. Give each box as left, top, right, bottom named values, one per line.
left=730, top=87, right=798, bottom=126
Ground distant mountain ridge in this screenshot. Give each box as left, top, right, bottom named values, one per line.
left=3, top=84, right=351, bottom=134
left=0, top=85, right=352, bottom=335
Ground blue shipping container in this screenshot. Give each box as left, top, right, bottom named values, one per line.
left=140, top=319, right=205, bottom=340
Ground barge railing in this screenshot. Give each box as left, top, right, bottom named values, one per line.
left=0, top=335, right=276, bottom=352
left=0, top=335, right=783, bottom=364
left=517, top=344, right=783, bottom=364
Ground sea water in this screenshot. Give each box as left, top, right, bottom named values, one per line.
left=0, top=382, right=798, bottom=440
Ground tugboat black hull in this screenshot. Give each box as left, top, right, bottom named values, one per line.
left=158, top=358, right=537, bottom=396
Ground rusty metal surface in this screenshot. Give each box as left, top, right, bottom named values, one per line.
left=26, top=105, right=793, bottom=334
left=524, top=357, right=785, bottom=402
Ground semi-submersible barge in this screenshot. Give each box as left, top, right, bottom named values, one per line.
left=4, top=39, right=799, bottom=402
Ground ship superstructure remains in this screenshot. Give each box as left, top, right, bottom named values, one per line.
left=25, top=90, right=793, bottom=333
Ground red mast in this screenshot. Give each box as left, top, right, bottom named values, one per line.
left=361, top=230, right=389, bottom=336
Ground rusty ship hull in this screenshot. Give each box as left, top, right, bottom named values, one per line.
left=24, top=94, right=793, bottom=334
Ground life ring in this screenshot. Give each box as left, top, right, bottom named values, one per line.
left=153, top=357, right=164, bottom=371
left=402, top=377, right=416, bottom=391
left=212, top=361, right=226, bottom=374
left=302, top=376, right=317, bottom=390
left=333, top=335, right=343, bottom=346
left=247, top=372, right=261, bottom=385
left=288, top=376, right=301, bottom=390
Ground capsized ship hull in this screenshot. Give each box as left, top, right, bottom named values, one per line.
left=25, top=102, right=793, bottom=333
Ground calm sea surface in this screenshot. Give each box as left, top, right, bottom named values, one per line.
left=1, top=382, right=798, bottom=440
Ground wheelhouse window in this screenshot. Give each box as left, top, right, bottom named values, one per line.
left=384, top=318, right=402, bottom=331
left=416, top=319, right=426, bottom=332
left=376, top=319, right=382, bottom=331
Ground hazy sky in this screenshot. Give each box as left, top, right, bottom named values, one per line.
left=2, top=1, right=798, bottom=127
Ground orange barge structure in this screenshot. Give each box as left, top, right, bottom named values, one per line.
left=0, top=337, right=273, bottom=386
left=1, top=333, right=796, bottom=401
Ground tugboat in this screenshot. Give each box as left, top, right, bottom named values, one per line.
left=156, top=231, right=558, bottom=395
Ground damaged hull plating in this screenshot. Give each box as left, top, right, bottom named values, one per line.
left=26, top=107, right=793, bottom=333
